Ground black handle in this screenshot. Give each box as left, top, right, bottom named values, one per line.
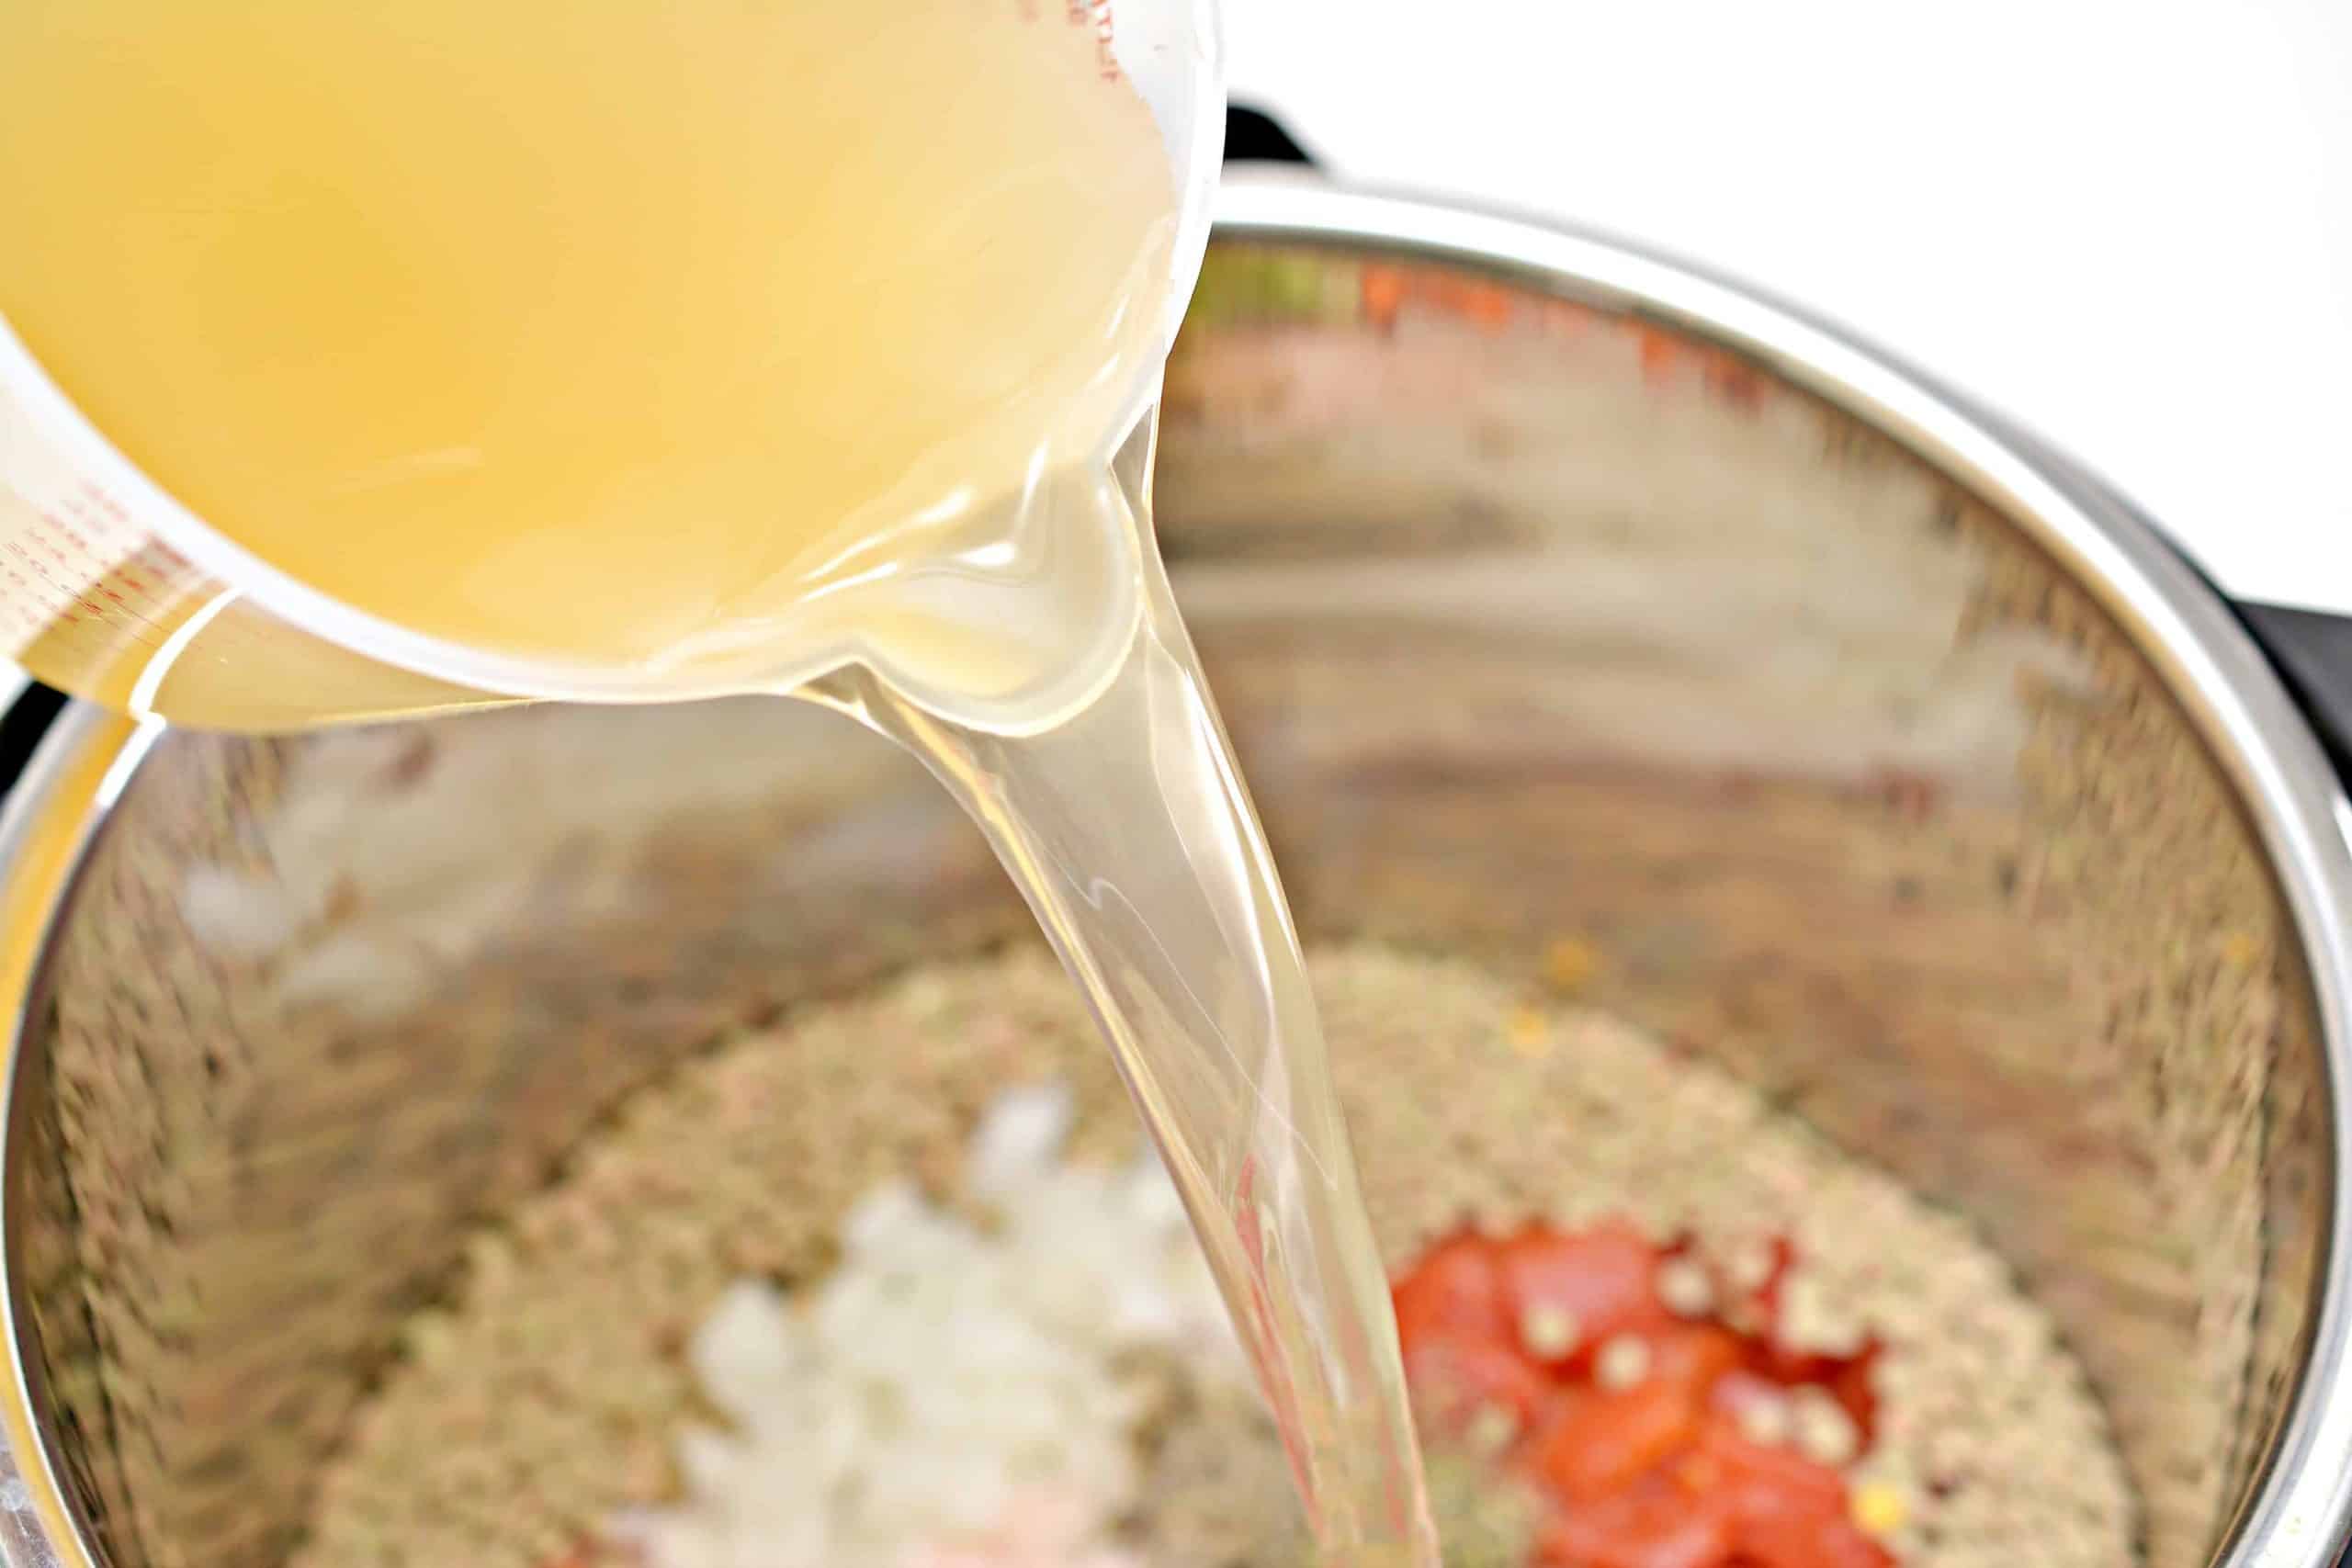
left=2233, top=603, right=2352, bottom=784
left=0, top=682, right=64, bottom=796
left=1226, top=103, right=1317, bottom=167
left=2143, top=525, right=2352, bottom=789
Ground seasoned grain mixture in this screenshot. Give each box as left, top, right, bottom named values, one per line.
left=297, top=947, right=2133, bottom=1568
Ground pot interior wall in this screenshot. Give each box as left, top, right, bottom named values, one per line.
left=4, top=237, right=2329, bottom=1568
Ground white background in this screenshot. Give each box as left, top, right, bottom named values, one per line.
left=1227, top=0, right=2352, bottom=614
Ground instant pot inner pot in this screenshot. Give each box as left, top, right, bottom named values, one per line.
left=3, top=236, right=2328, bottom=1568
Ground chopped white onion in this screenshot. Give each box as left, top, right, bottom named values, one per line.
left=623, top=1083, right=1239, bottom=1568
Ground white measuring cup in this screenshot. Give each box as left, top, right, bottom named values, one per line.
left=0, top=0, right=1222, bottom=733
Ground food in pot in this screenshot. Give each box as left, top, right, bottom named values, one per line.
left=295, top=948, right=2133, bottom=1568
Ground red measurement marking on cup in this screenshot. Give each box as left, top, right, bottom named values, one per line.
left=1019, top=0, right=1116, bottom=79
left=1091, top=1, right=1118, bottom=80
left=0, top=469, right=203, bottom=657
left=0, top=346, right=218, bottom=669
left=1054, top=0, right=1119, bottom=80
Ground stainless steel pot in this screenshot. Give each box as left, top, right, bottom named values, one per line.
left=0, top=164, right=2346, bottom=1568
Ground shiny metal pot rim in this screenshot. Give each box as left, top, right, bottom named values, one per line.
left=0, top=173, right=2345, bottom=1568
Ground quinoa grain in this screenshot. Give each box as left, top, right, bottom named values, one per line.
left=297, top=947, right=2135, bottom=1568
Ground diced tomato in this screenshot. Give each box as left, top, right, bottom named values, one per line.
left=1690, top=1416, right=1891, bottom=1568
left=1698, top=1416, right=1845, bottom=1517
left=1527, top=1380, right=1700, bottom=1502
left=1746, top=1340, right=1880, bottom=1447
left=1496, top=1221, right=1668, bottom=1351
left=1650, top=1326, right=1744, bottom=1402
left=1392, top=1230, right=1510, bottom=1351
left=1541, top=1474, right=1732, bottom=1568
left=1721, top=1236, right=1797, bottom=1337
left=1389, top=1222, right=1899, bottom=1568
left=1405, top=1335, right=1555, bottom=1428
left=1732, top=1512, right=1894, bottom=1568
left=1703, top=1369, right=1780, bottom=1424
left=1393, top=1230, right=1553, bottom=1429
left=1826, top=1341, right=1882, bottom=1446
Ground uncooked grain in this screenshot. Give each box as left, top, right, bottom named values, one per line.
left=297, top=945, right=2135, bottom=1568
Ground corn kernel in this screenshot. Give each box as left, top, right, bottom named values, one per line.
left=1506, top=1007, right=1551, bottom=1056
left=1852, top=1481, right=1907, bottom=1537
left=1543, top=936, right=1600, bottom=994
